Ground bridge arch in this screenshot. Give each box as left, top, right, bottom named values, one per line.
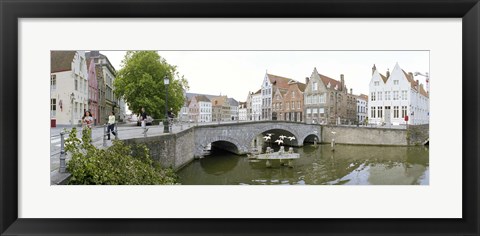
left=301, top=132, right=321, bottom=144
left=196, top=135, right=246, bottom=157
left=248, top=123, right=303, bottom=146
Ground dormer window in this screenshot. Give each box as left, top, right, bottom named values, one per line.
left=334, top=84, right=338, bottom=90
left=394, top=80, right=399, bottom=85
left=374, top=81, right=379, bottom=86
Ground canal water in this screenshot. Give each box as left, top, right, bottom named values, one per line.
left=176, top=144, right=429, bottom=185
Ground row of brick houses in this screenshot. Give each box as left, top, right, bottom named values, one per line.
left=244, top=69, right=365, bottom=125
left=50, top=50, right=125, bottom=126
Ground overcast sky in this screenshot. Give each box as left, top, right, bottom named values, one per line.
left=101, top=50, right=429, bottom=102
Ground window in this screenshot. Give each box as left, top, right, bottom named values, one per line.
left=394, top=106, right=399, bottom=118
left=292, top=91, right=295, bottom=98
left=50, top=75, right=56, bottom=90
left=50, top=99, right=56, bottom=117
left=402, top=90, right=407, bottom=100
left=319, top=108, right=324, bottom=114
left=313, top=82, right=318, bottom=91
left=394, top=80, right=399, bottom=85
left=393, top=91, right=399, bottom=100
left=402, top=106, right=407, bottom=118
left=371, top=92, right=376, bottom=101
left=75, top=79, right=78, bottom=91
left=378, top=106, right=383, bottom=118
left=371, top=106, right=376, bottom=118
left=378, top=91, right=382, bottom=101
left=307, top=108, right=311, bottom=114
left=319, top=93, right=326, bottom=103
left=385, top=91, right=390, bottom=100
left=374, top=81, right=379, bottom=86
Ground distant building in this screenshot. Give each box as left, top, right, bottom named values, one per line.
left=368, top=63, right=429, bottom=126
left=304, top=68, right=357, bottom=125
left=238, top=102, right=248, bottom=121
left=283, top=81, right=306, bottom=122
left=211, top=96, right=230, bottom=122
left=197, top=95, right=212, bottom=122
left=188, top=96, right=200, bottom=122
left=355, top=94, right=368, bottom=124
left=251, top=90, right=262, bottom=121
left=86, top=58, right=98, bottom=124
left=228, top=98, right=239, bottom=120
left=50, top=51, right=88, bottom=126
left=272, top=88, right=287, bottom=121
left=86, top=51, right=123, bottom=123
left=260, top=73, right=292, bottom=120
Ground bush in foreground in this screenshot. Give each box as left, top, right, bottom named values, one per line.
left=65, top=128, right=177, bottom=185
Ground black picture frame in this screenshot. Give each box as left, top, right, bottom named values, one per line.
left=1, top=0, right=479, bottom=235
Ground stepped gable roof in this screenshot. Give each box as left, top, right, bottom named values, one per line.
left=267, top=73, right=293, bottom=89
left=195, top=95, right=211, bottom=103
left=51, top=51, right=76, bottom=73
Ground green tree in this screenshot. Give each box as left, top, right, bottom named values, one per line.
left=65, top=128, right=177, bottom=185
left=114, top=51, right=189, bottom=119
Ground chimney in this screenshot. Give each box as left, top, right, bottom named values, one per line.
left=305, top=77, right=310, bottom=84
left=416, top=80, right=419, bottom=89
left=340, top=74, right=345, bottom=89
left=386, top=69, right=390, bottom=78
left=350, top=88, right=352, bottom=94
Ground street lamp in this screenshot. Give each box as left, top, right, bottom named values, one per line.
left=163, top=75, right=170, bottom=133
left=70, top=92, right=75, bottom=128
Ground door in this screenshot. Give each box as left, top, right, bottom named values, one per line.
left=385, top=107, right=391, bottom=125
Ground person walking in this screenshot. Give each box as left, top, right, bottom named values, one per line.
left=140, top=107, right=148, bottom=134
left=107, top=111, right=117, bottom=140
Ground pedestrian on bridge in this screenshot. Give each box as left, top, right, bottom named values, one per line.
left=107, top=111, right=117, bottom=140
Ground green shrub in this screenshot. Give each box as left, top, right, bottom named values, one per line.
left=65, top=128, right=177, bottom=185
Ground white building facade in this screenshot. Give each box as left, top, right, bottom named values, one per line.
left=50, top=51, right=89, bottom=126
left=198, top=99, right=212, bottom=122
left=252, top=92, right=262, bottom=121
left=356, top=94, right=368, bottom=124
left=368, top=63, right=429, bottom=126
left=239, top=102, right=248, bottom=121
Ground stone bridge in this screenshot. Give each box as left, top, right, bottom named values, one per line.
left=193, top=121, right=322, bottom=157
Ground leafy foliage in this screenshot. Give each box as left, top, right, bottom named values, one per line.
left=65, top=128, right=177, bottom=185
left=114, top=51, right=189, bottom=119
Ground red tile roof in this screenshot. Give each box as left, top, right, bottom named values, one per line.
left=51, top=51, right=76, bottom=73
left=318, top=73, right=343, bottom=91
left=267, top=74, right=292, bottom=89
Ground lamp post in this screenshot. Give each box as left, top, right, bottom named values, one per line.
left=70, top=92, right=75, bottom=128
left=163, top=75, right=170, bottom=133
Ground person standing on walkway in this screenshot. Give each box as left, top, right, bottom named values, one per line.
left=107, top=111, right=117, bottom=140
left=140, top=107, right=148, bottom=134
left=82, top=110, right=94, bottom=140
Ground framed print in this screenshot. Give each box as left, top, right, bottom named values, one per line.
left=1, top=0, right=479, bottom=235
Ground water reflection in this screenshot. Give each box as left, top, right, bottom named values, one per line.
left=177, top=144, right=429, bottom=185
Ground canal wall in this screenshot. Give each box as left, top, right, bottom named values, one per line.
left=322, top=126, right=408, bottom=146
left=123, top=128, right=195, bottom=170
left=321, top=125, right=429, bottom=146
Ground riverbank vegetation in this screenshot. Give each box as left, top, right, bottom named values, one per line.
left=65, top=128, right=177, bottom=185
